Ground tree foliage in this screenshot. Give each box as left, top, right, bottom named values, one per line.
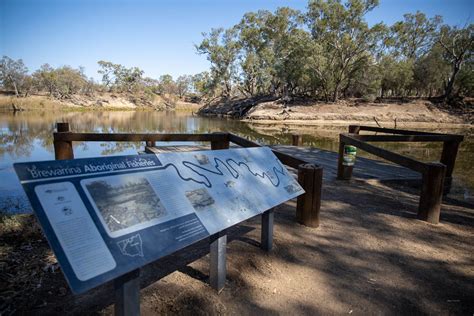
left=195, top=0, right=473, bottom=103
left=0, top=56, right=29, bottom=97
left=1, top=1, right=472, bottom=105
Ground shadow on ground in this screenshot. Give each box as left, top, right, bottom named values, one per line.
left=1, top=179, right=473, bottom=315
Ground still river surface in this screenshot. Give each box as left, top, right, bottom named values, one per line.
left=1, top=110, right=473, bottom=213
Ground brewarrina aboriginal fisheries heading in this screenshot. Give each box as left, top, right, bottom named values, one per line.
left=26, top=158, right=157, bottom=179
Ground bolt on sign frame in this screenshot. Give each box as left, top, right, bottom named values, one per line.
left=337, top=125, right=464, bottom=225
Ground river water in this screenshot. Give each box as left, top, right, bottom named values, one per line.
left=1, top=110, right=473, bottom=213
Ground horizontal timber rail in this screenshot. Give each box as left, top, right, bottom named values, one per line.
left=338, top=125, right=464, bottom=225
left=340, top=134, right=428, bottom=173
left=53, top=122, right=321, bottom=228
left=348, top=125, right=464, bottom=138
left=350, top=134, right=463, bottom=143
left=53, top=132, right=228, bottom=143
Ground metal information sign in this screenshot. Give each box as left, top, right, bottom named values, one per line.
left=14, top=147, right=304, bottom=294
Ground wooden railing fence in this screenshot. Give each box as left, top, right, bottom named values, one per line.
left=337, top=125, right=464, bottom=224
left=53, top=122, right=322, bottom=228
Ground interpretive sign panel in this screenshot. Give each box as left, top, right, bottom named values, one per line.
left=14, top=147, right=304, bottom=294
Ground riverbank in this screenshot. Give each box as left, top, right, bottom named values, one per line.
left=0, top=93, right=201, bottom=112
left=1, top=179, right=472, bottom=315
left=199, top=97, right=474, bottom=126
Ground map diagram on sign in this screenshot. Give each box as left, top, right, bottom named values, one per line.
left=80, top=147, right=303, bottom=236
left=154, top=147, right=304, bottom=234
left=117, top=234, right=144, bottom=257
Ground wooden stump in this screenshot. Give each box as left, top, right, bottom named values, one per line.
left=418, top=162, right=446, bottom=224
left=296, top=163, right=323, bottom=228
left=292, top=134, right=303, bottom=146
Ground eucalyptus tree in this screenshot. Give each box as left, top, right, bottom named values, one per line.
left=50, top=66, right=87, bottom=98
left=33, top=64, right=57, bottom=96
left=0, top=56, right=29, bottom=97
left=437, top=24, right=473, bottom=100
left=306, top=0, right=386, bottom=101
left=97, top=61, right=144, bottom=93
left=264, top=7, right=308, bottom=97
left=157, top=74, right=176, bottom=95
left=389, top=12, right=442, bottom=60
left=119, top=66, right=144, bottom=93
left=176, top=75, right=193, bottom=98
left=235, top=10, right=273, bottom=97
left=412, top=44, right=450, bottom=97
left=196, top=27, right=241, bottom=98
left=192, top=71, right=212, bottom=96
left=97, top=60, right=116, bottom=90
left=379, top=55, right=414, bottom=97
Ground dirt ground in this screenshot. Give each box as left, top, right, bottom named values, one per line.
left=1, top=179, right=473, bottom=315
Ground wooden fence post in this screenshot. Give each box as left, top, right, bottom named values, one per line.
left=296, top=164, right=323, bottom=228
left=145, top=140, right=156, bottom=147
left=54, top=122, right=74, bottom=160
left=348, top=125, right=361, bottom=134
left=337, top=135, right=353, bottom=180
left=418, top=162, right=446, bottom=224
left=292, top=134, right=303, bottom=146
left=440, top=140, right=460, bottom=179
left=211, top=132, right=230, bottom=150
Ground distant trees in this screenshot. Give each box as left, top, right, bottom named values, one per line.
left=196, top=27, right=240, bottom=98
left=195, top=0, right=473, bottom=103
left=97, top=61, right=144, bottom=93
left=307, top=0, right=386, bottom=101
left=32, top=64, right=88, bottom=98
left=0, top=56, right=29, bottom=97
left=1, top=0, right=472, bottom=106
left=176, top=75, right=193, bottom=98
left=389, top=12, right=442, bottom=60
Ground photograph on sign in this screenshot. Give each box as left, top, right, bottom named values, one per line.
left=81, top=173, right=168, bottom=237
left=185, top=188, right=216, bottom=211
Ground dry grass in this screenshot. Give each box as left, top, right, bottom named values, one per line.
left=174, top=101, right=203, bottom=112
left=0, top=94, right=202, bottom=112
left=0, top=95, right=64, bottom=110
left=0, top=213, right=41, bottom=239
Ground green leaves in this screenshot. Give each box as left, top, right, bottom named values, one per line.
left=0, top=56, right=29, bottom=96
left=97, top=61, right=144, bottom=93
left=389, top=11, right=443, bottom=59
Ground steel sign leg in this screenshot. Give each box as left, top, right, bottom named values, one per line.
left=114, top=269, right=141, bottom=316
left=209, top=230, right=227, bottom=292
left=261, top=208, right=274, bottom=251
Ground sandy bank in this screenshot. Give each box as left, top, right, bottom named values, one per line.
left=0, top=93, right=201, bottom=111
left=200, top=98, right=473, bottom=126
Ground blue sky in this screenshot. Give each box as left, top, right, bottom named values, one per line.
left=1, top=0, right=472, bottom=80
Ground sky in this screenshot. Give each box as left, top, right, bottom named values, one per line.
left=1, top=0, right=472, bottom=81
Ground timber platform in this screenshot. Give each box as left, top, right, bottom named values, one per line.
left=144, top=144, right=420, bottom=182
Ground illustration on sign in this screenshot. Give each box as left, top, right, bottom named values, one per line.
left=117, top=234, right=144, bottom=257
